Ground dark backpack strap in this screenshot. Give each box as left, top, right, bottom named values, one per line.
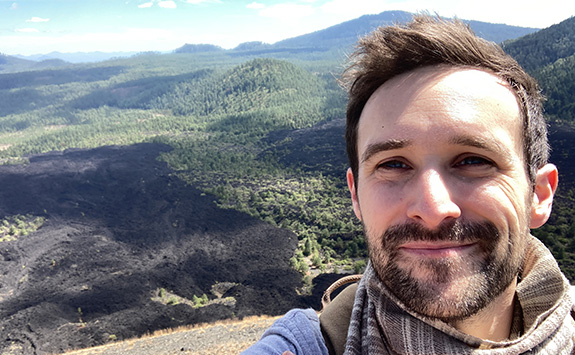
left=319, top=275, right=361, bottom=355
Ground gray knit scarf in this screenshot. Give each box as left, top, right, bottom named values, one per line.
left=344, top=236, right=575, bottom=354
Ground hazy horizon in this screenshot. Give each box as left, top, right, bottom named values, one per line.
left=1, top=0, right=574, bottom=56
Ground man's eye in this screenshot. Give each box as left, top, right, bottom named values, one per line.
left=455, top=156, right=493, bottom=167
left=378, top=160, right=410, bottom=170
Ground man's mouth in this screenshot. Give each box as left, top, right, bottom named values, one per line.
left=398, top=241, right=477, bottom=257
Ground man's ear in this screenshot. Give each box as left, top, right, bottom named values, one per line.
left=346, top=168, right=362, bottom=221
left=530, top=164, right=559, bottom=228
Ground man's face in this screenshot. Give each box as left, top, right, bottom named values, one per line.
left=347, top=66, right=541, bottom=321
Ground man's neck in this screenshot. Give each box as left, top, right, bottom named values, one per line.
left=450, top=278, right=518, bottom=341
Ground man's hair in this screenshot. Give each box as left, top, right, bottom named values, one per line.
left=342, top=14, right=548, bottom=186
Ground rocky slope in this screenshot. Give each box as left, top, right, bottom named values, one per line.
left=0, top=143, right=310, bottom=354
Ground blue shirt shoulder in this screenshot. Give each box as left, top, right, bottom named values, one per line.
left=241, top=308, right=329, bottom=355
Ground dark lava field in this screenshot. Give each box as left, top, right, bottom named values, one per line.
left=0, top=143, right=336, bottom=354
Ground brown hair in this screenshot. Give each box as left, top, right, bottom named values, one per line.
left=342, top=14, right=548, bottom=186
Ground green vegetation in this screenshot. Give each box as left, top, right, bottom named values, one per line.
left=503, top=17, right=575, bottom=121
left=198, top=174, right=363, bottom=256
left=192, top=294, right=210, bottom=308
left=0, top=53, right=356, bottom=277
left=532, top=194, right=575, bottom=278
left=0, top=214, right=45, bottom=242
left=77, top=307, right=86, bottom=327
left=502, top=17, right=575, bottom=72
left=153, top=288, right=191, bottom=307
left=2, top=20, right=575, bottom=282
left=152, top=287, right=236, bottom=309
left=533, top=56, right=575, bottom=121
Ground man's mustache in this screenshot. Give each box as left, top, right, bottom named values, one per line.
left=380, top=219, right=501, bottom=249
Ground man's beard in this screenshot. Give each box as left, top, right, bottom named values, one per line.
left=367, top=219, right=525, bottom=321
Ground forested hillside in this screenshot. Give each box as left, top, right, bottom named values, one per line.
left=0, top=51, right=365, bottom=277
left=503, top=16, right=575, bottom=120
left=2, top=13, right=575, bottom=278
left=0, top=53, right=355, bottom=353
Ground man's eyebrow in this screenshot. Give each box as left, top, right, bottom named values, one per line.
left=449, top=135, right=509, bottom=157
left=361, top=139, right=411, bottom=163
left=360, top=136, right=511, bottom=164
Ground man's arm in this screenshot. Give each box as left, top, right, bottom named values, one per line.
left=241, top=308, right=329, bottom=355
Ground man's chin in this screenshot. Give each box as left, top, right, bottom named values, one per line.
left=407, top=286, right=483, bottom=321
left=384, top=264, right=491, bottom=320
left=399, top=289, right=486, bottom=321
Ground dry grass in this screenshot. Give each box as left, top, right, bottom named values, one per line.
left=151, top=314, right=276, bottom=335
left=60, top=315, right=280, bottom=355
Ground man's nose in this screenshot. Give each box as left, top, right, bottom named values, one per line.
left=406, top=169, right=461, bottom=229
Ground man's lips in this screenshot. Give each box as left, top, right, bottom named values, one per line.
left=398, top=241, right=477, bottom=257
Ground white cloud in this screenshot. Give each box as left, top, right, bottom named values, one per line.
left=158, top=1, right=177, bottom=8
left=15, top=28, right=40, bottom=33
left=138, top=2, right=154, bottom=8
left=259, top=3, right=315, bottom=20
left=10, top=2, right=18, bottom=10
left=137, top=0, right=181, bottom=9
left=183, top=0, right=221, bottom=4
left=26, top=17, right=50, bottom=23
left=246, top=2, right=265, bottom=10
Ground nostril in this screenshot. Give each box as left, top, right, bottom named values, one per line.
left=406, top=173, right=461, bottom=228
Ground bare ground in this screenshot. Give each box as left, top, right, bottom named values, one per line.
left=0, top=143, right=311, bottom=355
left=60, top=316, right=280, bottom=355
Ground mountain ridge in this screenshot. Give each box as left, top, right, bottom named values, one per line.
left=271, top=11, right=539, bottom=50
left=5, top=11, right=541, bottom=66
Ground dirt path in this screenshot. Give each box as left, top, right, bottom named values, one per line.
left=60, top=316, right=279, bottom=355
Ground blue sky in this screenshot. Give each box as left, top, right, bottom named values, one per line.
left=1, top=0, right=574, bottom=56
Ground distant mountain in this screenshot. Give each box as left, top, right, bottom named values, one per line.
left=174, top=44, right=224, bottom=54
left=0, top=53, right=69, bottom=73
left=233, top=41, right=273, bottom=52
left=15, top=51, right=138, bottom=64
left=272, top=10, right=413, bottom=50
left=271, top=11, right=539, bottom=51
left=0, top=53, right=33, bottom=68
left=464, top=20, right=540, bottom=44
left=3, top=11, right=540, bottom=70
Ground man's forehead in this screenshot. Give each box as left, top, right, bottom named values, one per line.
left=356, top=65, right=524, bottom=159
left=367, top=66, right=516, bottom=108
left=360, top=66, right=521, bottom=128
